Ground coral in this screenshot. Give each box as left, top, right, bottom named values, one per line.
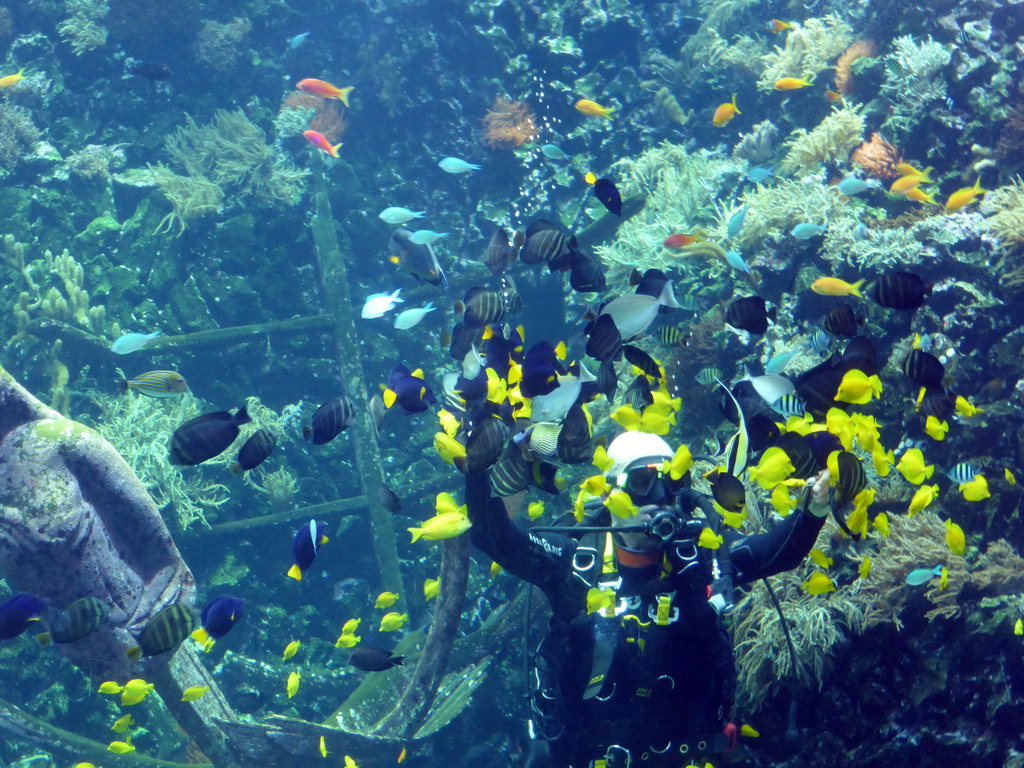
left=969, top=539, right=1024, bottom=595
left=733, top=512, right=968, bottom=709
left=64, top=143, right=127, bottom=179
left=756, top=15, right=853, bottom=92
left=481, top=97, right=538, bottom=149
left=0, top=102, right=41, bottom=168
left=819, top=211, right=929, bottom=270
left=881, top=35, right=952, bottom=135
left=778, top=103, right=865, bottom=175
left=195, top=17, right=252, bottom=72
left=651, top=87, right=691, bottom=128
left=834, top=39, right=877, bottom=96
left=724, top=175, right=845, bottom=251
left=732, top=119, right=778, bottom=164
left=85, top=390, right=231, bottom=531
left=147, top=163, right=225, bottom=235
left=2, top=237, right=106, bottom=339
left=592, top=141, right=743, bottom=287
left=57, top=0, right=109, bottom=55
left=276, top=92, right=349, bottom=144
left=47, top=340, right=71, bottom=414
left=851, top=132, right=903, bottom=180
left=151, top=109, right=308, bottom=232
left=980, top=176, right=1024, bottom=254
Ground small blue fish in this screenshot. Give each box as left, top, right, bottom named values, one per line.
left=438, top=157, right=481, bottom=174
left=287, top=32, right=311, bottom=49
left=905, top=565, right=943, bottom=586
left=541, top=144, right=570, bottom=161
left=725, top=250, right=750, bottom=274
left=726, top=206, right=748, bottom=239
left=111, top=331, right=162, bottom=355
left=836, top=177, right=878, bottom=196
left=791, top=222, right=827, bottom=239
left=746, top=166, right=774, bottom=183
left=765, top=350, right=797, bottom=375
left=853, top=222, right=870, bottom=241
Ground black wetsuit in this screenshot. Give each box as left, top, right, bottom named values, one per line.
left=466, top=473, right=826, bottom=768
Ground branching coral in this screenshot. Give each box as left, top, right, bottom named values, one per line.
left=592, top=142, right=742, bottom=287
left=851, top=132, right=903, bottom=180
left=881, top=35, right=952, bottom=135
left=980, top=176, right=1024, bottom=254
left=152, top=109, right=308, bottom=233
left=85, top=391, right=231, bottom=531
left=0, top=102, right=41, bottom=168
left=732, top=511, right=970, bottom=710
left=57, top=0, right=109, bottom=55
left=481, top=97, right=538, bottom=149
left=778, top=103, right=865, bottom=175
left=724, top=176, right=845, bottom=251
left=276, top=92, right=348, bottom=143
left=756, top=15, right=853, bottom=92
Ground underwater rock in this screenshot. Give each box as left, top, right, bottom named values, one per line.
left=0, top=363, right=195, bottom=682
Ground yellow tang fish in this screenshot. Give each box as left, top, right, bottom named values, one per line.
left=287, top=670, right=300, bottom=698
left=283, top=640, right=301, bottom=661
left=379, top=612, right=408, bottom=632
left=423, top=578, right=441, bottom=600
left=858, top=556, right=872, bottom=580
left=107, top=741, right=136, bottom=754
left=375, top=592, right=400, bottom=609
left=111, top=714, right=134, bottom=733
left=698, top=528, right=724, bottom=550
left=802, top=572, right=836, bottom=595
left=181, top=685, right=210, bottom=702
left=945, top=519, right=966, bottom=556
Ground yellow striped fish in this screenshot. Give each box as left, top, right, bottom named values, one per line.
left=119, top=370, right=188, bottom=398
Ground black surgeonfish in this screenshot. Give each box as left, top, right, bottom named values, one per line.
left=350, top=647, right=405, bottom=671
left=233, top=428, right=276, bottom=474
left=903, top=349, right=945, bottom=388
left=867, top=271, right=930, bottom=310
left=169, top=406, right=251, bottom=465
left=725, top=296, right=775, bottom=335
left=585, top=313, right=623, bottom=362
left=304, top=397, right=358, bottom=445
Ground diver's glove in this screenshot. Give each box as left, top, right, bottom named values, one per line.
left=806, top=469, right=831, bottom=518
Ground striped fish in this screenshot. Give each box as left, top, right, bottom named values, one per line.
left=808, top=329, right=831, bottom=356
left=463, top=287, right=505, bottom=328
left=119, top=370, right=187, bottom=397
left=695, top=367, right=722, bottom=387
left=658, top=325, right=688, bottom=346
left=947, top=462, right=978, bottom=484
left=489, top=443, right=531, bottom=497
left=771, top=393, right=806, bottom=419
left=368, top=394, right=386, bottom=435
left=127, top=603, right=197, bottom=661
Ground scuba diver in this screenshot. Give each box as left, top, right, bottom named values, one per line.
left=465, top=431, right=831, bottom=768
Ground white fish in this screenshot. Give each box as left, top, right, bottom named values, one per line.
left=379, top=207, right=426, bottom=224
left=599, top=280, right=681, bottom=340
left=393, top=302, right=436, bottom=330
left=438, top=157, right=481, bottom=174
left=287, top=32, right=311, bottom=49
left=462, top=345, right=484, bottom=380
left=361, top=289, right=403, bottom=319
left=529, top=365, right=596, bottom=422
left=111, top=331, right=162, bottom=355
left=725, top=250, right=750, bottom=274
left=740, top=367, right=795, bottom=405
left=408, top=230, right=450, bottom=245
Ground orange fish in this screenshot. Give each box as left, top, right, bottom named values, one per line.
left=296, top=78, right=354, bottom=106
left=774, top=76, right=814, bottom=90
left=303, top=130, right=341, bottom=157
left=889, top=167, right=933, bottom=196
left=712, top=94, right=740, bottom=127
left=945, top=177, right=987, bottom=212
left=574, top=99, right=614, bottom=120
left=0, top=68, right=24, bottom=89
left=766, top=20, right=793, bottom=33
left=664, top=233, right=702, bottom=249
left=811, top=277, right=865, bottom=298
left=397, top=747, right=407, bottom=764
left=824, top=90, right=843, bottom=103
left=906, top=187, right=938, bottom=205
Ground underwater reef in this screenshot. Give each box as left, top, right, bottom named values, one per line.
left=2, top=0, right=1024, bottom=766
